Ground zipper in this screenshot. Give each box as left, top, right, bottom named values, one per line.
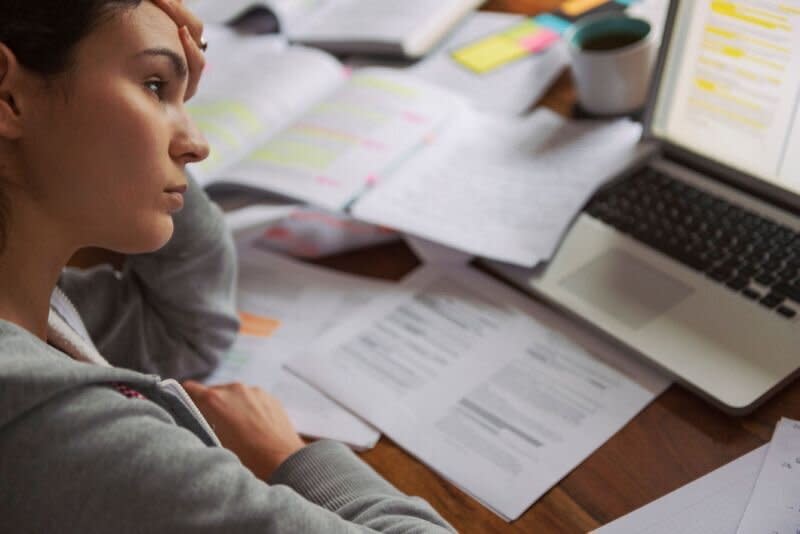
left=159, top=378, right=222, bottom=447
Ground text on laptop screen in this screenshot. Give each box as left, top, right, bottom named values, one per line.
left=652, top=0, right=800, bottom=196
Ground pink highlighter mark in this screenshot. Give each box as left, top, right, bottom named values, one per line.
left=519, top=29, right=560, bottom=53
left=362, top=139, right=387, bottom=151
left=402, top=111, right=428, bottom=124
left=342, top=66, right=354, bottom=79
left=315, top=176, right=341, bottom=187
left=365, top=174, right=379, bottom=186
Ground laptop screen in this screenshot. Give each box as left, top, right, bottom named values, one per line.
left=651, top=1, right=800, bottom=197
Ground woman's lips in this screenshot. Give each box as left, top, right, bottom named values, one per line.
left=164, top=184, right=186, bottom=213
left=164, top=183, right=188, bottom=194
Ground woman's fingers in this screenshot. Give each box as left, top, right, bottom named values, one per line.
left=152, top=0, right=204, bottom=43
left=151, top=0, right=206, bottom=99
left=179, top=25, right=205, bottom=100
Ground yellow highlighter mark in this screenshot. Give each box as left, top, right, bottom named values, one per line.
left=250, top=139, right=338, bottom=171
left=352, top=76, right=417, bottom=98
left=711, top=1, right=790, bottom=30
left=238, top=311, right=281, bottom=338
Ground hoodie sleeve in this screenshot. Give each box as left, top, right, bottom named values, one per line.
left=0, top=384, right=455, bottom=534
left=58, top=175, right=240, bottom=380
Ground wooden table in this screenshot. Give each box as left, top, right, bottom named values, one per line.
left=70, top=2, right=800, bottom=532
left=324, top=3, right=800, bottom=532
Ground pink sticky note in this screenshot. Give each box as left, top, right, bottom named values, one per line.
left=519, top=29, right=560, bottom=53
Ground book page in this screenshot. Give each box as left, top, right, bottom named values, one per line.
left=736, top=418, right=800, bottom=534
left=204, top=234, right=387, bottom=450
left=352, top=108, right=642, bottom=267
left=222, top=68, right=467, bottom=210
left=594, top=446, right=766, bottom=534
left=187, top=25, right=345, bottom=186
left=287, top=265, right=669, bottom=520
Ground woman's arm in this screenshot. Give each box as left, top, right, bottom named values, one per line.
left=58, top=175, right=240, bottom=379
left=0, top=385, right=455, bottom=533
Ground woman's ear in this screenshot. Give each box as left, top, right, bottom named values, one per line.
left=0, top=43, right=24, bottom=140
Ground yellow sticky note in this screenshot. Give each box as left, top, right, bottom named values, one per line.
left=451, top=21, right=543, bottom=74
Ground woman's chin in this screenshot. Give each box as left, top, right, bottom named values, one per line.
left=109, top=217, right=175, bottom=254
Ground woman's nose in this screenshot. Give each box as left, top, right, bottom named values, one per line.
left=171, top=114, right=210, bottom=165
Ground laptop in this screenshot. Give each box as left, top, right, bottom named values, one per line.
left=492, top=0, right=800, bottom=414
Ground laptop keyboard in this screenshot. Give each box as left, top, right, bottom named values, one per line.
left=586, top=167, right=800, bottom=320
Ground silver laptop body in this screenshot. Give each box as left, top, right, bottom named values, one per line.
left=518, top=0, right=800, bottom=414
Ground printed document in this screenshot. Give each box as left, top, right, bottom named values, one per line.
left=287, top=264, right=669, bottom=520
left=205, top=232, right=388, bottom=449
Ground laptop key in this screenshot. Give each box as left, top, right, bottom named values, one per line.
left=777, top=306, right=797, bottom=319
left=726, top=277, right=749, bottom=291
left=772, top=282, right=800, bottom=304
left=760, top=293, right=785, bottom=309
left=742, top=288, right=761, bottom=300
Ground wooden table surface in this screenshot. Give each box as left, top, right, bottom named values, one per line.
left=69, top=2, right=800, bottom=532
left=324, top=2, right=800, bottom=532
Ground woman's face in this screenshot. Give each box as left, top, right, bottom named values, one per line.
left=19, top=1, right=209, bottom=253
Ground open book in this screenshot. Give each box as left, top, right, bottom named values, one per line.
left=190, top=26, right=642, bottom=267
left=187, top=0, right=484, bottom=58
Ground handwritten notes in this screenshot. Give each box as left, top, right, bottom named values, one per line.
left=736, top=418, right=800, bottom=534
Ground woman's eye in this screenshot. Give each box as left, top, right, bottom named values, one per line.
left=145, top=79, right=167, bottom=99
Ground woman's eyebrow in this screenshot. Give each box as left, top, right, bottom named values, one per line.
left=135, top=48, right=188, bottom=79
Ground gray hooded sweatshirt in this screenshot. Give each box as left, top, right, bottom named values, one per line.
left=0, top=178, right=454, bottom=533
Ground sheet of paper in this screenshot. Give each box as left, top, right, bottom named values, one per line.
left=223, top=68, right=466, bottom=210
left=736, top=418, right=800, bottom=534
left=287, top=264, right=669, bottom=520
left=594, top=446, right=766, bottom=533
left=187, top=25, right=345, bottom=186
left=205, top=236, right=387, bottom=450
left=352, top=108, right=642, bottom=267
left=408, top=12, right=568, bottom=115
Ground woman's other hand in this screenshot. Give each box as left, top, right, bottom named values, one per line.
left=182, top=381, right=307, bottom=480
left=151, top=0, right=206, bottom=99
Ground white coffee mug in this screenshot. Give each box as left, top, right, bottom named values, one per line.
left=565, top=14, right=657, bottom=116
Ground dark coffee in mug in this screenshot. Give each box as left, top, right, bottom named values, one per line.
left=581, top=32, right=643, bottom=51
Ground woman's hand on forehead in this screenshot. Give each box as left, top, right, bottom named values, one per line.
left=151, top=0, right=205, bottom=100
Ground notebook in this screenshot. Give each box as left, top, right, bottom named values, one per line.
left=187, top=0, right=485, bottom=58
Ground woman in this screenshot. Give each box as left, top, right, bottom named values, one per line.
left=0, top=1, right=453, bottom=532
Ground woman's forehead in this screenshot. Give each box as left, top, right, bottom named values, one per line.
left=81, top=1, right=183, bottom=60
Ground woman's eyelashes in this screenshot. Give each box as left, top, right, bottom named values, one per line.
left=144, top=77, right=174, bottom=102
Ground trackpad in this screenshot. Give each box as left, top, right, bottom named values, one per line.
left=559, top=250, right=694, bottom=330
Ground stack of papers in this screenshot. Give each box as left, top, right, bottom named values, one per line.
left=204, top=230, right=391, bottom=450
left=286, top=263, right=669, bottom=520
left=595, top=417, right=800, bottom=534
